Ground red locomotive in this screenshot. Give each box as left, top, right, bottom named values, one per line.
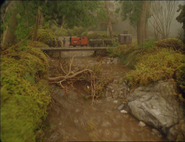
left=69, top=36, right=88, bottom=47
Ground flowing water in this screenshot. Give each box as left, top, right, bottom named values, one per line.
left=42, top=50, right=164, bottom=142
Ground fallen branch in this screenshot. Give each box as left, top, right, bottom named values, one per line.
left=122, top=57, right=134, bottom=68
left=48, top=68, right=93, bottom=82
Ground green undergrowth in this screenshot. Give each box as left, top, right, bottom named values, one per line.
left=1, top=44, right=51, bottom=142
left=155, top=38, right=184, bottom=51
left=123, top=47, right=185, bottom=88
left=27, top=40, right=49, bottom=47
left=107, top=38, right=185, bottom=96
left=30, top=28, right=57, bottom=45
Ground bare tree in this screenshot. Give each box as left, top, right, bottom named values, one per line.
left=104, top=1, right=114, bottom=39
left=137, top=1, right=148, bottom=45
left=1, top=1, right=18, bottom=48
left=149, top=1, right=178, bottom=39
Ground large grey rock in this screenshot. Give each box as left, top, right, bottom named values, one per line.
left=127, top=79, right=184, bottom=141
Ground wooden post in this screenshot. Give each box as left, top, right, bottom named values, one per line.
left=94, top=51, right=97, bottom=56
left=59, top=51, right=61, bottom=65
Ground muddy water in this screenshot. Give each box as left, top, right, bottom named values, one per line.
left=43, top=51, right=164, bottom=142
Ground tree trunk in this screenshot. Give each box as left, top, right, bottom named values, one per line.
left=105, top=1, right=113, bottom=39
left=1, top=1, right=18, bottom=49
left=107, top=25, right=109, bottom=36
left=145, top=21, right=149, bottom=39
left=39, top=13, right=43, bottom=28
left=137, top=1, right=147, bottom=45
left=33, top=6, right=40, bottom=41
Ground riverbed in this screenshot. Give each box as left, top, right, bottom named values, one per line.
left=42, top=50, right=164, bottom=141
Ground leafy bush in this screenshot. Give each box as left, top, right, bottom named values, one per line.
left=123, top=48, right=185, bottom=88
left=176, top=63, right=185, bottom=95
left=1, top=46, right=51, bottom=142
left=27, top=40, right=49, bottom=47
left=30, top=28, right=57, bottom=45
left=136, top=39, right=155, bottom=49
left=154, top=38, right=184, bottom=51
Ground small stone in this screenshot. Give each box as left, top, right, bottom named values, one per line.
left=152, top=129, right=161, bottom=135
left=138, top=121, right=146, bottom=127
left=112, top=90, right=114, bottom=93
left=114, top=80, right=118, bottom=84
left=122, top=82, right=126, bottom=86
left=106, top=97, right=112, bottom=101
left=113, top=100, right=118, bottom=103
left=117, top=104, right=125, bottom=110
left=120, top=110, right=127, bottom=113
left=119, top=91, right=124, bottom=95
left=75, top=109, right=80, bottom=113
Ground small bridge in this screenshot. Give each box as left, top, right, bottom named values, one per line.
left=37, top=46, right=108, bottom=51
left=37, top=46, right=109, bottom=61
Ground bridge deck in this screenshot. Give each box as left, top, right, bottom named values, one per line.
left=37, top=47, right=109, bottom=51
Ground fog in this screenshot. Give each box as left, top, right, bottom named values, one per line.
left=97, top=1, right=185, bottom=41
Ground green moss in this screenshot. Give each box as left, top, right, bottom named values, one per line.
left=1, top=46, right=51, bottom=142
left=123, top=48, right=185, bottom=88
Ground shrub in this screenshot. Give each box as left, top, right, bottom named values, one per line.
left=30, top=28, right=57, bottom=45
left=123, top=48, right=185, bottom=88
left=154, top=38, right=184, bottom=51
left=1, top=46, right=51, bottom=142
left=176, top=63, right=185, bottom=95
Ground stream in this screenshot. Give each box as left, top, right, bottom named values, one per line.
left=42, top=50, right=164, bottom=141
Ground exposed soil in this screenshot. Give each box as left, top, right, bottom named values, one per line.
left=42, top=51, right=164, bottom=141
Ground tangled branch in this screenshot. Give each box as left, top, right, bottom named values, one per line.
left=48, top=55, right=98, bottom=104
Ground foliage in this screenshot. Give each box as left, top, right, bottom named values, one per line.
left=87, top=31, right=118, bottom=39
left=51, top=25, right=68, bottom=37
left=27, top=40, right=49, bottom=47
left=123, top=48, right=185, bottom=88
left=176, top=63, right=185, bottom=95
left=116, top=1, right=150, bottom=28
left=1, top=45, right=51, bottom=142
left=13, top=1, right=43, bottom=42
left=41, top=1, right=107, bottom=28
left=117, top=1, right=142, bottom=28
left=30, top=28, right=57, bottom=45
left=66, top=26, right=87, bottom=37
left=136, top=39, right=155, bottom=49
left=176, top=4, right=185, bottom=43
left=154, top=38, right=184, bottom=51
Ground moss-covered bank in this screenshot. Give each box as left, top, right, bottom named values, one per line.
left=1, top=44, right=51, bottom=142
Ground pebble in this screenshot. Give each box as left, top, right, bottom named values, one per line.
left=138, top=121, right=146, bottom=127
left=106, top=97, right=112, bottom=101
left=114, top=80, right=118, bottom=84
left=152, top=128, right=161, bottom=135
left=113, top=100, right=118, bottom=103
left=119, top=91, right=124, bottom=95
left=117, top=104, right=125, bottom=110
left=112, top=90, right=114, bottom=93
left=120, top=110, right=128, bottom=113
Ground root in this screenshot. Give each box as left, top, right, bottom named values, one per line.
left=48, top=55, right=97, bottom=105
